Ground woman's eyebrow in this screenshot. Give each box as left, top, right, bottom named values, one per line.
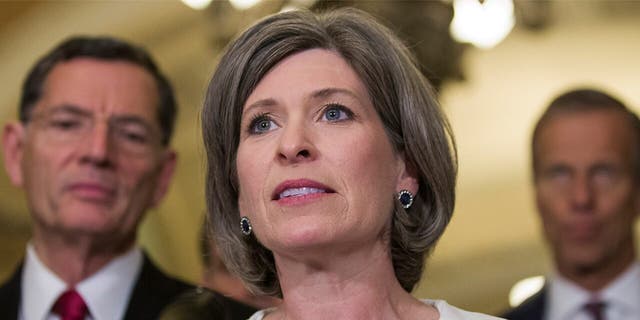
left=309, top=87, right=358, bottom=100
left=243, top=87, right=360, bottom=116
left=244, top=98, right=278, bottom=114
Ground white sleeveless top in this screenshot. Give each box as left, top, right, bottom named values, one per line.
left=247, top=299, right=504, bottom=320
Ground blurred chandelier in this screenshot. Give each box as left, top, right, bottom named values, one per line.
left=181, top=0, right=266, bottom=11
left=450, top=0, right=515, bottom=49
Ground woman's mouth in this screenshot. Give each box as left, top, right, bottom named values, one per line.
left=272, top=179, right=335, bottom=203
left=278, top=187, right=327, bottom=200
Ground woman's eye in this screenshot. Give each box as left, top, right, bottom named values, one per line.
left=249, top=114, right=278, bottom=134
left=322, top=104, right=353, bottom=122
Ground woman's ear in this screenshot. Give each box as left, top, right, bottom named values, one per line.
left=396, top=152, right=419, bottom=195
left=2, top=122, right=26, bottom=187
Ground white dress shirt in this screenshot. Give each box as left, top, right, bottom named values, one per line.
left=19, top=243, right=143, bottom=320
left=547, top=262, right=640, bottom=320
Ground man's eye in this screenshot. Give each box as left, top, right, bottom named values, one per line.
left=549, top=168, right=569, bottom=179
left=49, top=119, right=83, bottom=130
left=116, top=128, right=150, bottom=144
left=322, top=104, right=353, bottom=122
left=122, top=132, right=148, bottom=143
left=592, top=166, right=618, bottom=187
left=249, top=114, right=278, bottom=134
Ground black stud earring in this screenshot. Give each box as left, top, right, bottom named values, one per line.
left=240, top=216, right=252, bottom=235
left=397, top=190, right=414, bottom=209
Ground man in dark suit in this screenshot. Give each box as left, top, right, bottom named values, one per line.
left=199, top=222, right=280, bottom=310
left=504, top=88, right=640, bottom=320
left=0, top=36, right=254, bottom=320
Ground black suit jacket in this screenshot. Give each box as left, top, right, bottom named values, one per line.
left=501, top=287, right=546, bottom=320
left=158, top=287, right=257, bottom=320
left=0, top=253, right=193, bottom=320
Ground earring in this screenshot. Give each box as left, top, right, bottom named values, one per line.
left=397, top=190, right=414, bottom=209
left=240, top=216, right=252, bottom=235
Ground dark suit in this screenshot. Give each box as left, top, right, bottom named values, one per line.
left=501, top=287, right=546, bottom=320
left=158, top=287, right=257, bottom=320
left=0, top=253, right=191, bottom=320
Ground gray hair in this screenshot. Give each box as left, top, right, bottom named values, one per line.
left=202, top=8, right=457, bottom=296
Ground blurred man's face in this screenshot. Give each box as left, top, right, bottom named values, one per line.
left=534, top=109, right=639, bottom=275
left=2, top=58, right=176, bottom=245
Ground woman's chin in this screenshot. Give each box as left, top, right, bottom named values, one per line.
left=269, top=226, right=340, bottom=255
left=283, top=229, right=332, bottom=249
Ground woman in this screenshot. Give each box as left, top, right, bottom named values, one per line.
left=202, top=8, right=501, bottom=320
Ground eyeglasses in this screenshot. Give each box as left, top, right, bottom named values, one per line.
left=27, top=108, right=163, bottom=156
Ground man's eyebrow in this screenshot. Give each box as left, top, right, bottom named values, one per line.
left=44, top=105, right=155, bottom=130
left=111, top=115, right=155, bottom=130
left=46, top=104, right=92, bottom=117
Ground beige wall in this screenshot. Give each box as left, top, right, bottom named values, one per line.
left=418, top=5, right=640, bottom=311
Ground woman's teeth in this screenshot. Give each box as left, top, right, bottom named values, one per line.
left=279, top=187, right=326, bottom=199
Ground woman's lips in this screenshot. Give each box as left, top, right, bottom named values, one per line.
left=272, top=179, right=335, bottom=205
left=278, top=187, right=326, bottom=199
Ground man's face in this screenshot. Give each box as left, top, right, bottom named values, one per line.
left=534, top=109, right=639, bottom=274
left=2, top=58, right=176, bottom=243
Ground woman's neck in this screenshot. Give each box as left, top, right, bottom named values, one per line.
left=268, top=243, right=438, bottom=320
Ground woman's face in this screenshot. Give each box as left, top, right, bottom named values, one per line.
left=236, top=49, right=416, bottom=255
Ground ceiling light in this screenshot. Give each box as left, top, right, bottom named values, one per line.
left=229, top=0, right=263, bottom=10
left=181, top=0, right=212, bottom=10
left=450, top=0, right=515, bottom=49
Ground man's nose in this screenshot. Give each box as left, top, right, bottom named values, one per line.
left=570, top=175, right=594, bottom=213
left=79, top=121, right=113, bottom=167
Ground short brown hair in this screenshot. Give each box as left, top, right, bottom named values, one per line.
left=531, top=88, right=640, bottom=179
left=202, top=8, right=457, bottom=296
left=20, top=36, right=177, bottom=145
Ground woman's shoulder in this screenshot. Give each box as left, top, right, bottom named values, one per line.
left=247, top=301, right=504, bottom=320
left=422, top=299, right=505, bottom=320
left=246, top=308, right=272, bottom=320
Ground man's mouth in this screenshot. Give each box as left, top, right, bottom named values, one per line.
left=67, top=183, right=116, bottom=201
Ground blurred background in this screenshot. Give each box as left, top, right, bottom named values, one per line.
left=0, top=0, right=638, bottom=314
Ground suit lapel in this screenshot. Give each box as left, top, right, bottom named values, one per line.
left=123, top=253, right=191, bottom=320
left=0, top=263, right=24, bottom=320
left=0, top=255, right=191, bottom=320
left=502, top=285, right=547, bottom=320
left=531, top=287, right=547, bottom=320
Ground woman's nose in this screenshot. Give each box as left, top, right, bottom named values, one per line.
left=276, top=121, right=317, bottom=164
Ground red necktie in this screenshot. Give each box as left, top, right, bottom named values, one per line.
left=584, top=300, right=606, bottom=320
left=52, top=289, right=88, bottom=320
